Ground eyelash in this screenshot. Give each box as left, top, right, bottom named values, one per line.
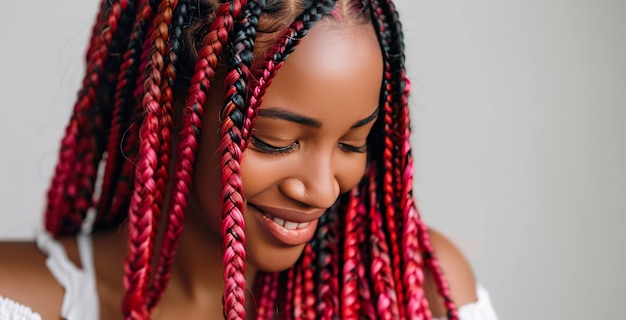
left=250, top=136, right=299, bottom=154
left=339, top=143, right=367, bottom=153
left=250, top=136, right=367, bottom=155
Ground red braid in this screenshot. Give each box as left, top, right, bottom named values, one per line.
left=375, top=0, right=460, bottom=317
left=242, top=3, right=339, bottom=317
left=46, top=0, right=131, bottom=235
left=301, top=243, right=316, bottom=318
left=105, top=33, right=155, bottom=225
left=122, top=36, right=162, bottom=320
left=44, top=1, right=465, bottom=319
left=145, top=1, right=234, bottom=316
left=371, top=3, right=408, bottom=312
left=97, top=0, right=153, bottom=227
left=355, top=192, right=376, bottom=319
left=293, top=257, right=304, bottom=319
left=218, top=0, right=257, bottom=318
left=148, top=0, right=193, bottom=308
left=397, top=77, right=431, bottom=316
left=315, top=208, right=341, bottom=319
left=85, top=0, right=109, bottom=62
left=367, top=167, right=400, bottom=319
left=268, top=272, right=280, bottom=318
left=254, top=272, right=278, bottom=319
left=107, top=103, right=142, bottom=223
left=122, top=0, right=180, bottom=315
left=418, top=218, right=459, bottom=319
left=149, top=0, right=179, bottom=270
left=283, top=267, right=295, bottom=318
left=383, top=64, right=407, bottom=317
left=342, top=188, right=363, bottom=318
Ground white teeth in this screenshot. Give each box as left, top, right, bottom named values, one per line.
left=284, top=221, right=299, bottom=230
left=270, top=215, right=310, bottom=230
left=272, top=217, right=285, bottom=226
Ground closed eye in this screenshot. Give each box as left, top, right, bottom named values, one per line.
left=339, top=142, right=367, bottom=153
left=250, top=135, right=299, bottom=155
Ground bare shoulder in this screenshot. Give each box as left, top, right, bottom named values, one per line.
left=0, top=239, right=74, bottom=320
left=423, top=228, right=478, bottom=317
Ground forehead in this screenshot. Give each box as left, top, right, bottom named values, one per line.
left=259, top=21, right=383, bottom=123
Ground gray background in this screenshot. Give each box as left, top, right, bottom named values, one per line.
left=1, top=1, right=625, bottom=319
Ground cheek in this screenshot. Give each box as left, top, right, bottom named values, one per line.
left=336, top=153, right=369, bottom=193
left=240, top=151, right=278, bottom=197
left=240, top=150, right=369, bottom=197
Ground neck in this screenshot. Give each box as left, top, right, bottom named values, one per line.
left=161, top=195, right=258, bottom=317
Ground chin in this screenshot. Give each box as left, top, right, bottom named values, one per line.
left=245, top=242, right=307, bottom=273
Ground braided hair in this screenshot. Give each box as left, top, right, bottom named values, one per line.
left=45, top=0, right=459, bottom=318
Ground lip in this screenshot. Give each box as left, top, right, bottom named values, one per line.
left=249, top=204, right=323, bottom=246
left=250, top=204, right=325, bottom=223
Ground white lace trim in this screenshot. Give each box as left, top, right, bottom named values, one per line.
left=0, top=295, right=42, bottom=320
left=433, top=285, right=498, bottom=320
left=36, top=232, right=98, bottom=320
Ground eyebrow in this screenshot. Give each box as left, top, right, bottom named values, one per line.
left=351, top=108, right=379, bottom=128
left=257, top=108, right=322, bottom=128
left=256, top=108, right=379, bottom=129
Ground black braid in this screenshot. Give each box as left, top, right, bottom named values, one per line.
left=223, top=0, right=263, bottom=134
left=66, top=0, right=139, bottom=233
left=168, top=0, right=189, bottom=88
left=97, top=0, right=156, bottom=225
left=260, top=1, right=340, bottom=316
left=218, top=1, right=264, bottom=318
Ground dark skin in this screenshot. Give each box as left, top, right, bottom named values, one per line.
left=0, top=19, right=477, bottom=320
left=0, top=228, right=476, bottom=319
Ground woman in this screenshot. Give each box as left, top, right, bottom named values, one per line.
left=0, top=0, right=496, bottom=319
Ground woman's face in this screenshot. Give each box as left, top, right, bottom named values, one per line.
left=191, top=20, right=383, bottom=271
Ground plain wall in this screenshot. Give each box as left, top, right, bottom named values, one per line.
left=1, top=1, right=625, bottom=319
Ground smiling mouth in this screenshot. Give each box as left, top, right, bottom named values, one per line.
left=249, top=204, right=321, bottom=246
left=259, top=211, right=312, bottom=230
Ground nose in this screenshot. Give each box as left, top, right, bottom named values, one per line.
left=279, top=153, right=341, bottom=209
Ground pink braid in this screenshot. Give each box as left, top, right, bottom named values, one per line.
left=142, top=0, right=179, bottom=308
left=396, top=76, right=430, bottom=317
left=122, top=26, right=164, bottom=318
left=368, top=167, right=400, bottom=319
left=301, top=243, right=316, bottom=318
left=217, top=1, right=249, bottom=318
left=355, top=192, right=376, bottom=319
left=370, top=0, right=409, bottom=316
left=255, top=272, right=277, bottom=319
left=241, top=8, right=338, bottom=318
left=146, top=0, right=234, bottom=314
left=283, top=267, right=295, bottom=318
left=293, top=258, right=304, bottom=319
left=417, top=219, right=459, bottom=319
left=122, top=0, right=182, bottom=314
left=342, top=188, right=363, bottom=318
left=268, top=271, right=280, bottom=318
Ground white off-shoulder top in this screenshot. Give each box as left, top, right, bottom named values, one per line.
left=0, top=232, right=497, bottom=319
